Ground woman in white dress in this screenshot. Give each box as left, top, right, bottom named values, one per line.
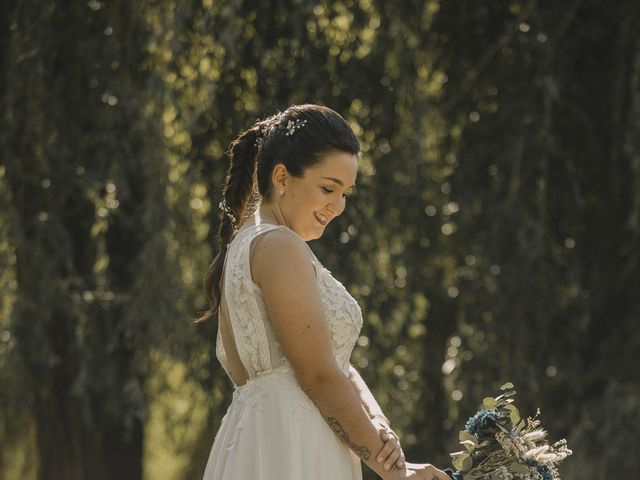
left=196, top=104, right=451, bottom=480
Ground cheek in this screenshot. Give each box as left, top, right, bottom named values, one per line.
left=309, top=189, right=325, bottom=207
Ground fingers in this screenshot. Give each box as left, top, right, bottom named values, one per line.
left=423, top=465, right=451, bottom=480
left=384, top=448, right=402, bottom=471
left=386, top=431, right=405, bottom=469
left=376, top=427, right=406, bottom=471
left=434, top=466, right=452, bottom=480
left=389, top=430, right=400, bottom=441
left=376, top=441, right=404, bottom=471
left=375, top=439, right=395, bottom=465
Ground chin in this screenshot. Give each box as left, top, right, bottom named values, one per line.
left=308, top=229, right=323, bottom=241
left=304, top=231, right=318, bottom=241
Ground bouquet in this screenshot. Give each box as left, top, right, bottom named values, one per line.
left=445, top=383, right=572, bottom=480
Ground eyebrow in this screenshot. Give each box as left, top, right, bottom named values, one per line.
left=321, top=176, right=357, bottom=188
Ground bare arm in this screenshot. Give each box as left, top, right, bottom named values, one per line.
left=347, top=363, right=390, bottom=426
left=348, top=363, right=408, bottom=471
left=253, top=230, right=395, bottom=479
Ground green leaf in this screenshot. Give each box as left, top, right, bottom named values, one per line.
left=453, top=452, right=473, bottom=472
left=482, top=397, right=497, bottom=409
left=505, top=404, right=521, bottom=425
left=460, top=440, right=475, bottom=451
left=496, top=421, right=511, bottom=433
left=459, top=431, right=477, bottom=444
left=500, top=382, right=514, bottom=390
left=462, top=454, right=473, bottom=471
left=510, top=462, right=530, bottom=474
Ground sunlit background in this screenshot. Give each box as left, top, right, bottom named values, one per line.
left=1, top=1, right=639, bottom=479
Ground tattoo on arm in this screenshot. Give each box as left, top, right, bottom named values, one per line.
left=326, top=417, right=372, bottom=460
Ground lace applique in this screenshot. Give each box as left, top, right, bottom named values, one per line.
left=220, top=226, right=277, bottom=376
left=216, top=224, right=363, bottom=382
left=233, top=369, right=313, bottom=418
left=215, top=327, right=230, bottom=379
left=316, top=267, right=363, bottom=372
left=291, top=387, right=315, bottom=420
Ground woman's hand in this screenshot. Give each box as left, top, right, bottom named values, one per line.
left=374, top=418, right=405, bottom=472
left=383, top=461, right=452, bottom=480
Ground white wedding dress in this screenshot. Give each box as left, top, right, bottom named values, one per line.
left=202, top=223, right=364, bottom=480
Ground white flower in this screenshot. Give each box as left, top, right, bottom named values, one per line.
left=523, top=444, right=549, bottom=460
left=537, top=451, right=571, bottom=463
left=522, top=429, right=547, bottom=442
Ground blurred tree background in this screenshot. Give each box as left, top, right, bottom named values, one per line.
left=1, top=0, right=638, bottom=479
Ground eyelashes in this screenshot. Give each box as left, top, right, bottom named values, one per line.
left=322, top=187, right=351, bottom=198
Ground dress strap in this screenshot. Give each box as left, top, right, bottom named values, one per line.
left=241, top=223, right=322, bottom=280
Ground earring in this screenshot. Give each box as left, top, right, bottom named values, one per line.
left=278, top=189, right=284, bottom=195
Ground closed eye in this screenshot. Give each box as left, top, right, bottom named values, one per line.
left=322, top=187, right=354, bottom=198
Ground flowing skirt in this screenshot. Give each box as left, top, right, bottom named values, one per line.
left=202, top=366, right=363, bottom=480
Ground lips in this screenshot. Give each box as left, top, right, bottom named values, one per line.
left=314, top=212, right=327, bottom=226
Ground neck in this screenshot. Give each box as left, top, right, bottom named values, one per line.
left=254, top=203, right=288, bottom=228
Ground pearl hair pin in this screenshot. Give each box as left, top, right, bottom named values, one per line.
left=284, top=118, right=307, bottom=136
left=254, top=115, right=307, bottom=146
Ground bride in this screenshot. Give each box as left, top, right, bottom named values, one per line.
left=196, top=104, right=450, bottom=480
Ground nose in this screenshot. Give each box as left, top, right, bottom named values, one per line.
left=327, top=200, right=342, bottom=217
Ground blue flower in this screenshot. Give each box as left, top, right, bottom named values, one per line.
left=464, top=409, right=501, bottom=436
left=444, top=468, right=465, bottom=480
left=537, top=465, right=553, bottom=480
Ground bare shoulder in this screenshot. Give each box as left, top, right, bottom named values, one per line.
left=250, top=227, right=314, bottom=289
left=250, top=226, right=337, bottom=387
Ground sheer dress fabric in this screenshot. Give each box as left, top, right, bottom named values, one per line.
left=202, top=223, right=364, bottom=480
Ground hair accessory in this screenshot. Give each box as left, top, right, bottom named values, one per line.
left=253, top=114, right=307, bottom=144
left=284, top=118, right=307, bottom=136
left=218, top=198, right=237, bottom=225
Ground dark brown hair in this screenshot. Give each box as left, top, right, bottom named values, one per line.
left=195, top=104, right=360, bottom=323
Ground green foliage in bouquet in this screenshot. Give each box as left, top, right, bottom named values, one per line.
left=449, top=383, right=572, bottom=480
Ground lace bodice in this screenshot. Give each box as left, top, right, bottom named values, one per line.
left=215, top=223, right=363, bottom=387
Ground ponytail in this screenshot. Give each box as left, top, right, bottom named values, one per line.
left=194, top=125, right=261, bottom=324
